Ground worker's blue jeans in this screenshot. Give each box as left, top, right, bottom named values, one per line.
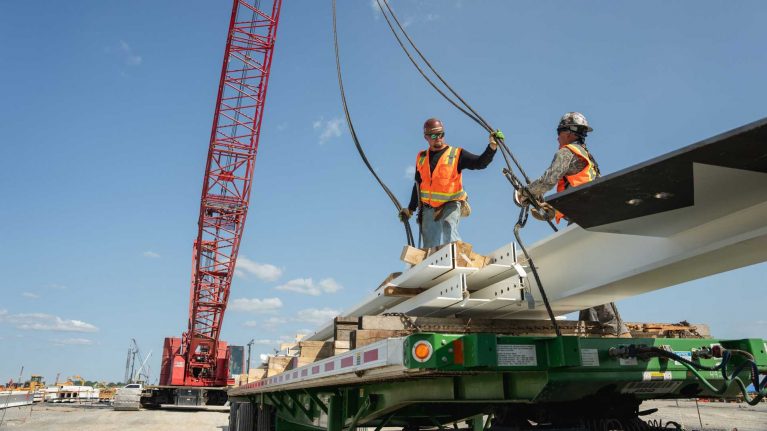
left=421, top=201, right=461, bottom=249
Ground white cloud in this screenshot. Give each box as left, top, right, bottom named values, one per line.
left=275, top=278, right=343, bottom=296
left=0, top=310, right=98, bottom=332
left=229, top=297, right=283, bottom=313
left=236, top=256, right=282, bottom=282
left=244, top=316, right=289, bottom=330
left=53, top=338, right=94, bottom=346
left=143, top=251, right=161, bottom=258
left=236, top=335, right=280, bottom=346
left=264, top=316, right=288, bottom=328
left=296, top=307, right=340, bottom=325
left=253, top=339, right=279, bottom=345
left=259, top=353, right=269, bottom=363
left=22, top=292, right=40, bottom=299
left=119, top=40, right=142, bottom=66
left=404, top=165, right=416, bottom=180
left=312, top=117, right=343, bottom=145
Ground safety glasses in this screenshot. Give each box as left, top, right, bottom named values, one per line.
left=426, top=132, right=445, bottom=140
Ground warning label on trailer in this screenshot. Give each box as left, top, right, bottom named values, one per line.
left=643, top=371, right=672, bottom=381
left=580, top=349, right=600, bottom=367
left=497, top=344, right=537, bottom=367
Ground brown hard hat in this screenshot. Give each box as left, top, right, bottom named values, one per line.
left=423, top=118, right=444, bottom=134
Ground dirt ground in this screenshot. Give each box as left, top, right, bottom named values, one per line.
left=640, top=399, right=767, bottom=431
left=0, top=399, right=765, bottom=430
left=0, top=403, right=229, bottom=431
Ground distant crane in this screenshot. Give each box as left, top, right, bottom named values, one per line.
left=123, top=339, right=138, bottom=383
left=123, top=339, right=152, bottom=384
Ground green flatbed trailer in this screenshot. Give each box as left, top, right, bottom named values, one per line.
left=228, top=333, right=767, bottom=430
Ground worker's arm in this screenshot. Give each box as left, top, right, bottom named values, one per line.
left=457, top=144, right=496, bottom=172
left=527, top=148, right=576, bottom=197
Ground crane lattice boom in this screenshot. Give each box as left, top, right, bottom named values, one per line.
left=159, top=0, right=282, bottom=388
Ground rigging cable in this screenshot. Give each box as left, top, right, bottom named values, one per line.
left=332, top=0, right=414, bottom=247
left=374, top=0, right=558, bottom=233
left=375, top=0, right=562, bottom=335
left=377, top=0, right=531, bottom=183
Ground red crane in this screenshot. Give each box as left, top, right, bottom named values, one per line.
left=154, top=0, right=283, bottom=404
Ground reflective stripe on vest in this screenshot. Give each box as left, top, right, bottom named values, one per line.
left=416, top=146, right=467, bottom=208
left=554, top=143, right=598, bottom=223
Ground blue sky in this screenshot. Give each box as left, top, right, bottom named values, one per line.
left=1, top=0, right=765, bottom=383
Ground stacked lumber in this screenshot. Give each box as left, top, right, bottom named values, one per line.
left=287, top=341, right=335, bottom=370
left=266, top=356, right=292, bottom=377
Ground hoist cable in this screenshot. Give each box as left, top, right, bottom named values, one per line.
left=378, top=0, right=491, bottom=131
left=332, top=0, right=414, bottom=247
left=375, top=0, right=562, bottom=330
left=514, top=207, right=561, bottom=336
left=374, top=0, right=484, bottom=128
left=374, top=0, right=558, bottom=233
left=377, top=0, right=534, bottom=185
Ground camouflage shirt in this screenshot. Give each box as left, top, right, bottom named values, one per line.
left=527, top=142, right=597, bottom=198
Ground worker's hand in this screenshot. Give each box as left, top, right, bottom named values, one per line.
left=513, top=190, right=529, bottom=207
left=531, top=202, right=556, bottom=221
left=489, top=129, right=505, bottom=150
left=398, top=208, right=413, bottom=222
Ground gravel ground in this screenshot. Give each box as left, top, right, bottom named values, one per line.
left=0, top=400, right=764, bottom=430
left=0, top=403, right=229, bottom=430
left=640, top=399, right=767, bottom=431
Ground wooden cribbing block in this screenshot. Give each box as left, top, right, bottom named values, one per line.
left=298, top=340, right=333, bottom=361
left=333, top=340, right=350, bottom=355
left=266, top=356, right=292, bottom=376
left=333, top=316, right=359, bottom=344
left=454, top=241, right=487, bottom=268
left=288, top=356, right=319, bottom=369
left=377, top=271, right=402, bottom=289
left=400, top=245, right=427, bottom=265
left=350, top=329, right=409, bottom=349
left=383, top=286, right=428, bottom=297
left=357, top=316, right=710, bottom=339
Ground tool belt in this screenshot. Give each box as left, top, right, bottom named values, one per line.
left=427, top=200, right=470, bottom=221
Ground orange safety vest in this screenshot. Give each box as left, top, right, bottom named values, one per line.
left=554, top=143, right=598, bottom=223
left=416, top=146, right=467, bottom=208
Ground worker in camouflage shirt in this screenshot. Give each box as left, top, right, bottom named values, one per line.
left=519, top=112, right=630, bottom=337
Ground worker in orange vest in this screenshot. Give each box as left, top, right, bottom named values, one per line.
left=519, top=112, right=630, bottom=337
left=399, top=118, right=502, bottom=248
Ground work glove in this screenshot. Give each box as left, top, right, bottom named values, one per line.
left=398, top=208, right=413, bottom=222
left=489, top=129, right=505, bottom=150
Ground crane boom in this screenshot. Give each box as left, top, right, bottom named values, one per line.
left=159, top=0, right=283, bottom=389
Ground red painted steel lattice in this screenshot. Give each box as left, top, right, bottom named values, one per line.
left=181, top=0, right=282, bottom=386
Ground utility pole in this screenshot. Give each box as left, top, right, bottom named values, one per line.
left=246, top=339, right=254, bottom=377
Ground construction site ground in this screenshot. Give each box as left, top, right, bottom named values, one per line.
left=0, top=401, right=764, bottom=431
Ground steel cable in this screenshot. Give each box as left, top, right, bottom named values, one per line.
left=514, top=207, right=561, bottom=336
left=332, top=0, right=414, bottom=247
left=374, top=0, right=563, bottom=333
left=377, top=0, right=534, bottom=185
left=374, top=0, right=558, bottom=233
